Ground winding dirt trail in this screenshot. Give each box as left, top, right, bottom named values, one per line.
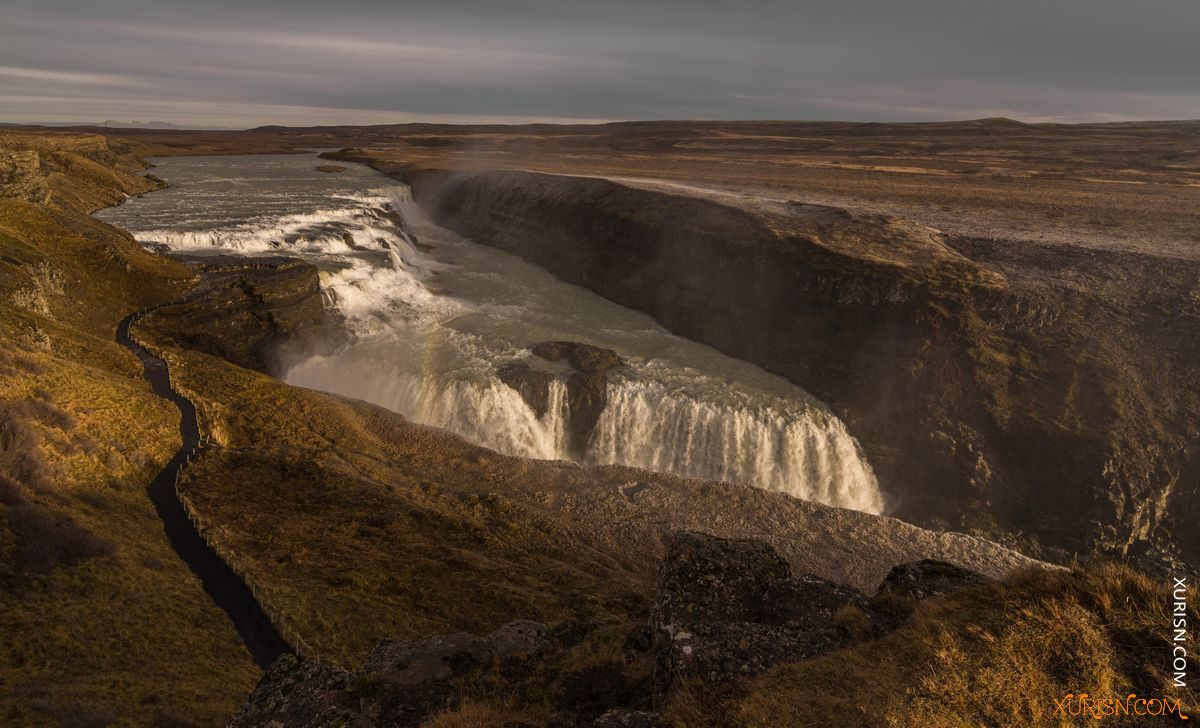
left=117, top=302, right=291, bottom=670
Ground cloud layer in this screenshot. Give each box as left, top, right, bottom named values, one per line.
left=3, top=0, right=1198, bottom=126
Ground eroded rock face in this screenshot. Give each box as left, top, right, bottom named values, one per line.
left=388, top=163, right=1200, bottom=568
left=562, top=371, right=608, bottom=457
left=497, top=362, right=554, bottom=419
left=229, top=534, right=1010, bottom=724
left=498, top=341, right=624, bottom=455
left=0, top=151, right=47, bottom=203
left=138, top=256, right=346, bottom=375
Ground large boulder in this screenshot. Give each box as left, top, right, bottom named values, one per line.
left=229, top=655, right=368, bottom=728
left=657, top=621, right=842, bottom=688
left=653, top=531, right=789, bottom=627
left=650, top=532, right=870, bottom=694
left=875, top=559, right=990, bottom=600
left=487, top=619, right=551, bottom=663
left=531, top=341, right=623, bottom=373
left=356, top=633, right=492, bottom=726
left=761, top=574, right=871, bottom=628
left=229, top=621, right=549, bottom=728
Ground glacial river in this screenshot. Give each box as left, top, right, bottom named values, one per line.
left=97, top=153, right=884, bottom=513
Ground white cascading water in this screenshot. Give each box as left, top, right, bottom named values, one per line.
left=289, top=352, right=572, bottom=461
left=99, top=154, right=886, bottom=515
left=586, top=379, right=882, bottom=512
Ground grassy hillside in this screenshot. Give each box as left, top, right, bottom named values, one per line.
left=0, top=131, right=259, bottom=726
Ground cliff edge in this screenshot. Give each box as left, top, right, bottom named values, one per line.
left=330, top=154, right=1199, bottom=571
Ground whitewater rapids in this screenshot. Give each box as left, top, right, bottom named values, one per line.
left=97, top=153, right=886, bottom=514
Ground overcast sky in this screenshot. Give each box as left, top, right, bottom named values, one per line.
left=2, top=0, right=1198, bottom=127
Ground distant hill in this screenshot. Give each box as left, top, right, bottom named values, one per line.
left=0, top=120, right=242, bottom=131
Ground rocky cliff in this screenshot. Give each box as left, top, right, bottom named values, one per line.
left=0, top=131, right=161, bottom=213
left=135, top=255, right=346, bottom=375
left=0, top=150, right=47, bottom=203
left=335, top=155, right=1199, bottom=570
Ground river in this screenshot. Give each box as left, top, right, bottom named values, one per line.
left=97, top=153, right=884, bottom=514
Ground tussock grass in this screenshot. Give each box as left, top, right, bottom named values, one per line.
left=733, top=564, right=1199, bottom=728
left=6, top=502, right=115, bottom=574
left=423, top=699, right=550, bottom=728
left=0, top=401, right=55, bottom=490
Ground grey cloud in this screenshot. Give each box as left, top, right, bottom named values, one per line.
left=1, top=0, right=1198, bottom=126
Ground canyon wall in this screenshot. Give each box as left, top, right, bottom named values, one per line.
left=350, top=158, right=1198, bottom=569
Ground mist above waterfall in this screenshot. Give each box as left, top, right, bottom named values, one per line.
left=100, top=153, right=886, bottom=515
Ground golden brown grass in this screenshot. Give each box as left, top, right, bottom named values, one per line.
left=0, top=133, right=259, bottom=725
left=135, top=341, right=654, bottom=665
left=423, top=699, right=549, bottom=728
left=734, top=564, right=1199, bottom=728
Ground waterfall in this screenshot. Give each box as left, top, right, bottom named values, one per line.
left=287, top=353, right=570, bottom=461
left=287, top=353, right=885, bottom=514
left=585, top=379, right=883, bottom=512
left=110, top=157, right=886, bottom=515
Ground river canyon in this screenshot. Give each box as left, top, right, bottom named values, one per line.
left=97, top=153, right=885, bottom=514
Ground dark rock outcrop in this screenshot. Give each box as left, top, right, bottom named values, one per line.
left=497, top=361, right=554, bottom=419
left=229, top=655, right=366, bottom=728
left=591, top=709, right=666, bottom=727
left=232, top=620, right=549, bottom=728
left=650, top=532, right=865, bottom=695
left=648, top=534, right=998, bottom=696
left=139, top=256, right=346, bottom=375
left=761, top=574, right=872, bottom=628
left=355, top=633, right=492, bottom=726
left=228, top=534, right=1012, bottom=724
left=532, top=341, right=623, bottom=373
left=487, top=619, right=551, bottom=663
left=534, top=341, right=622, bottom=456
left=652, top=531, right=789, bottom=627
left=875, top=558, right=991, bottom=601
